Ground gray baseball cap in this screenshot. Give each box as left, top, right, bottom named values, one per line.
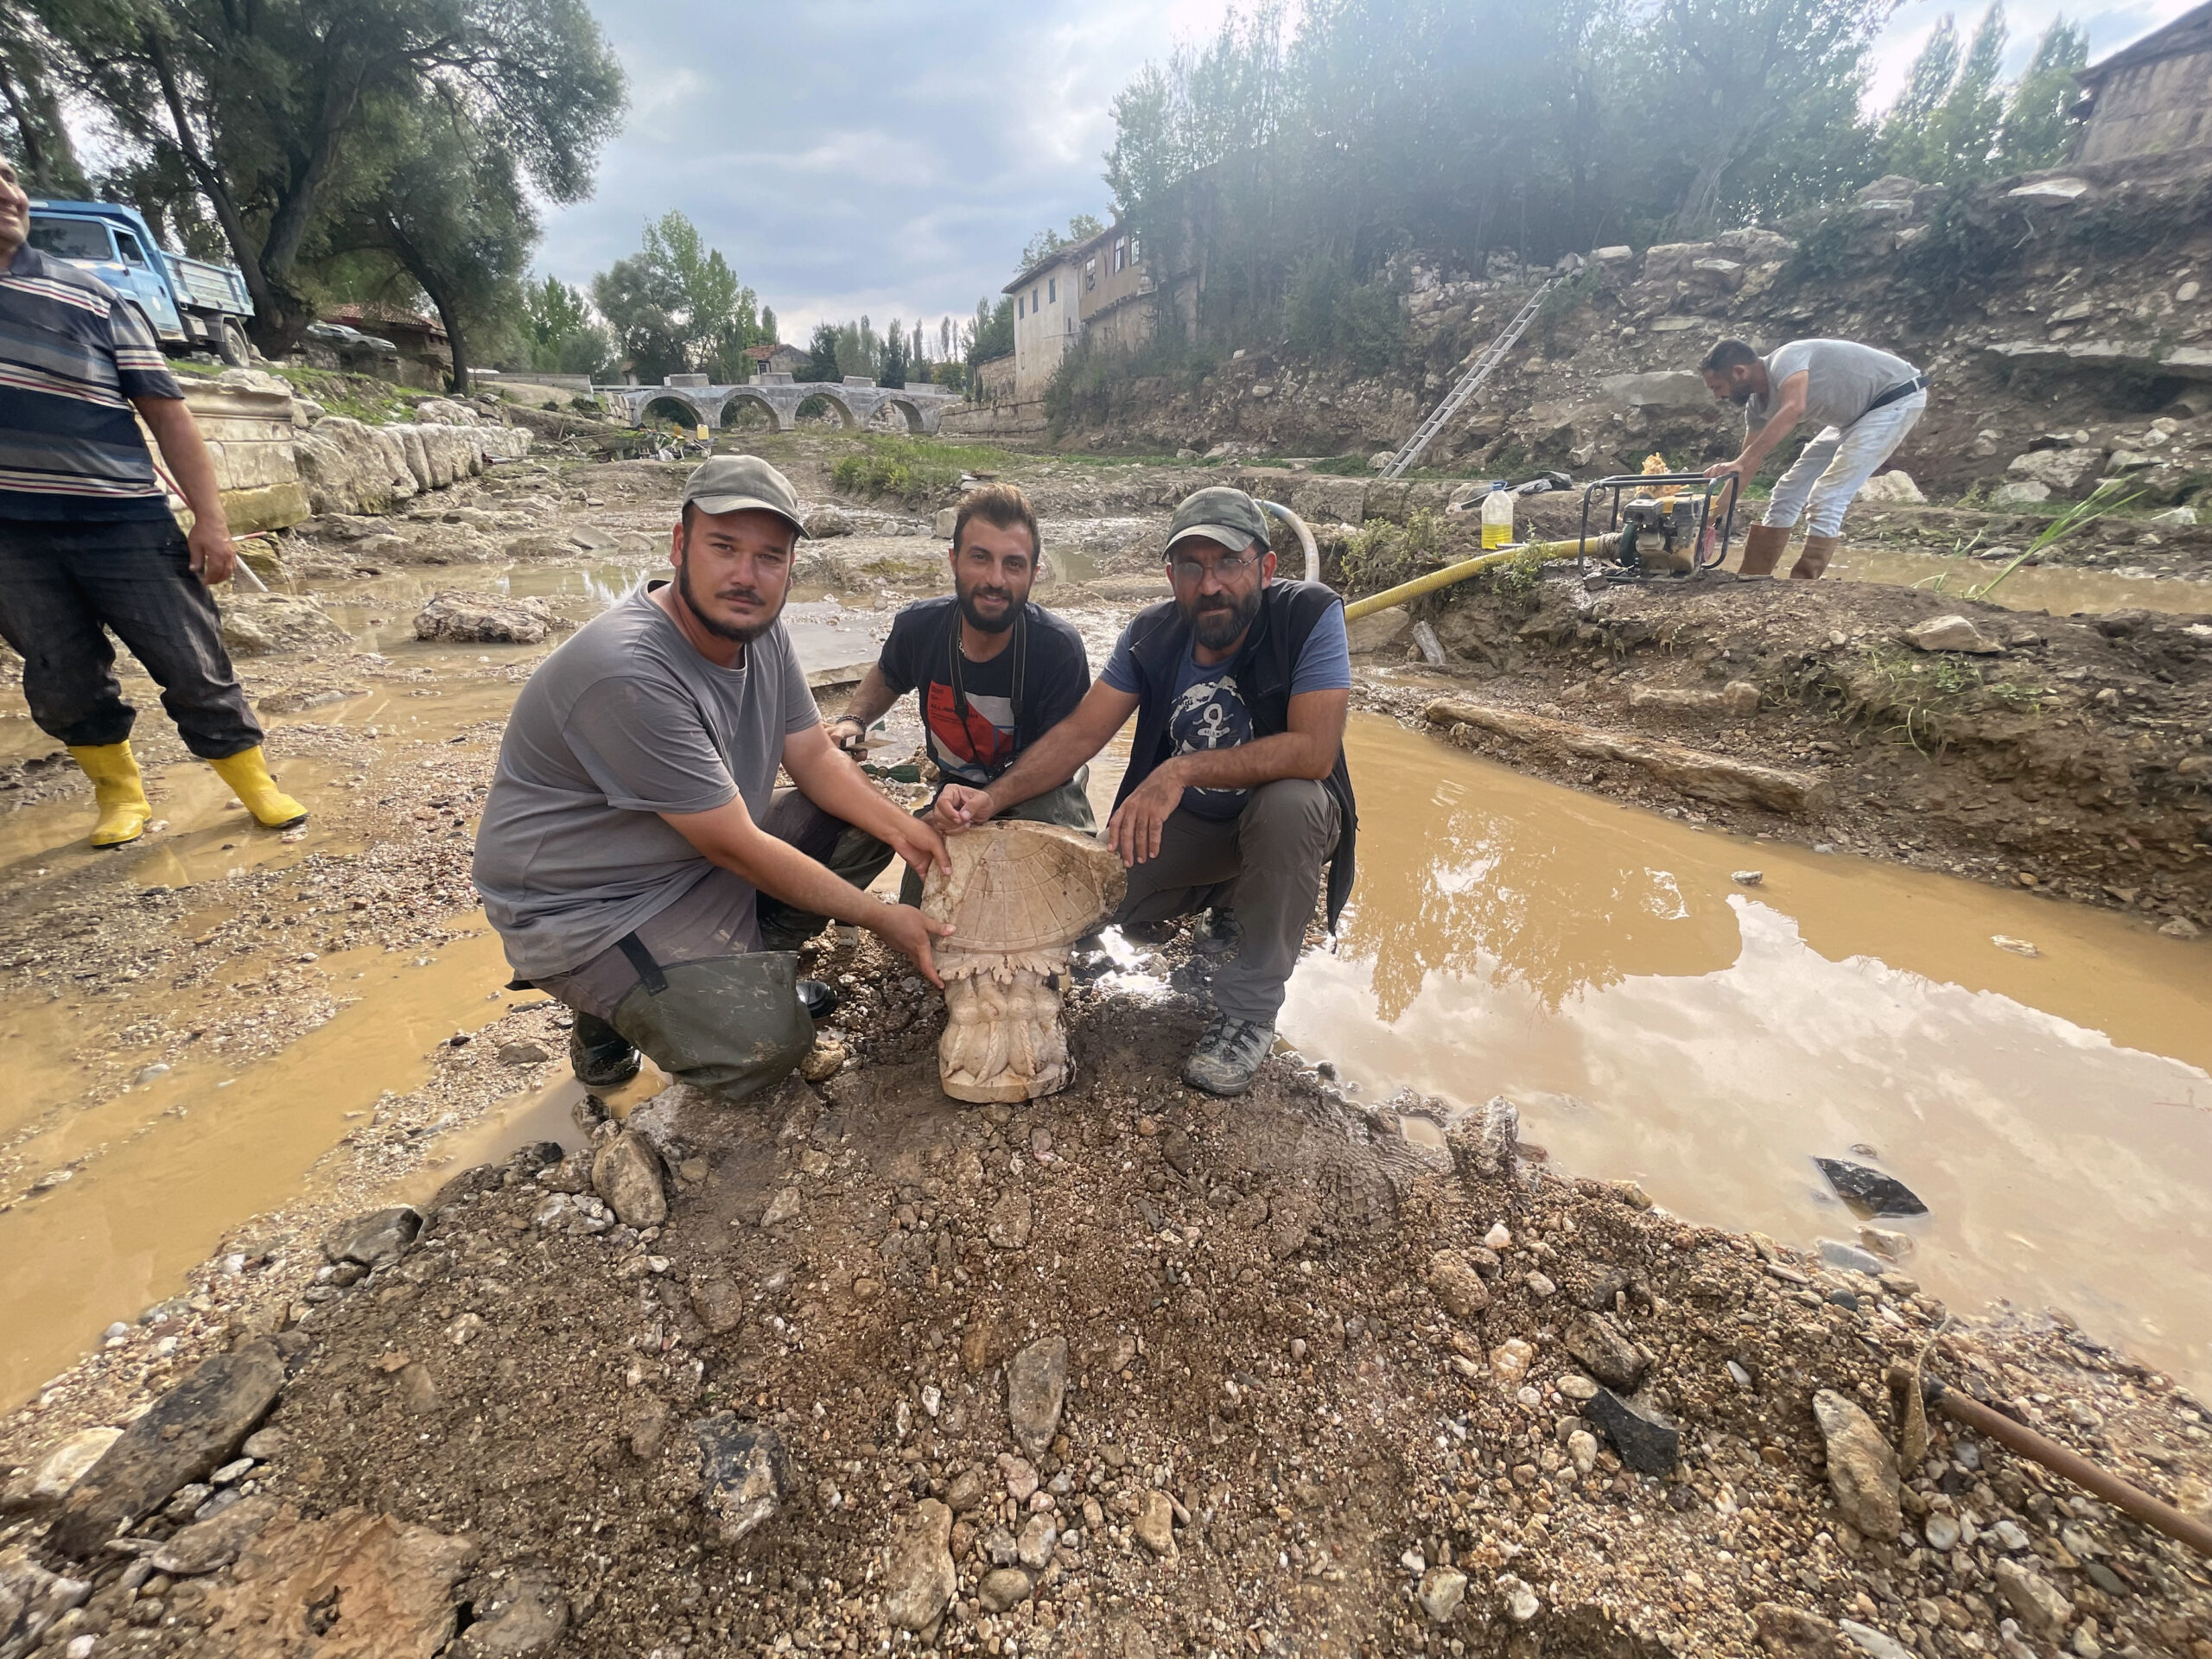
left=683, top=454, right=804, bottom=535
left=1166, top=486, right=1271, bottom=556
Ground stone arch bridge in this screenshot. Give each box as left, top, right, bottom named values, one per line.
left=601, top=374, right=961, bottom=435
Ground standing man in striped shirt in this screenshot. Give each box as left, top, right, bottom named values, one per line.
left=0, top=156, right=302, bottom=847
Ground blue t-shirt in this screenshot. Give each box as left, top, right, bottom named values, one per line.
left=1100, top=601, right=1351, bottom=819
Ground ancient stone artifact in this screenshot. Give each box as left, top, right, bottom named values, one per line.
left=923, top=822, right=1124, bottom=1103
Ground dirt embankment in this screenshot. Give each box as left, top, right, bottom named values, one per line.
left=5, top=938, right=2211, bottom=1659
left=1339, top=506, right=2212, bottom=934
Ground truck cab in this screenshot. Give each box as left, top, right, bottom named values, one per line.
left=25, top=200, right=254, bottom=365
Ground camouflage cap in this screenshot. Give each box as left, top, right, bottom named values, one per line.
left=1165, top=486, right=1270, bottom=556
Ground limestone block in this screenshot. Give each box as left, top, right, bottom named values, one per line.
left=2006, top=448, right=2103, bottom=496
left=924, top=823, right=1125, bottom=1103
left=1857, top=471, right=1924, bottom=504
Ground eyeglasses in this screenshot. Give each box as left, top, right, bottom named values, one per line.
left=1166, top=550, right=1261, bottom=583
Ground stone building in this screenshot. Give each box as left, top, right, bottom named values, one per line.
left=1001, top=219, right=1154, bottom=401
left=2073, top=0, right=2212, bottom=163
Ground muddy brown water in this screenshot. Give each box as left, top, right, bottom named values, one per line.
left=1827, top=545, right=2212, bottom=616
left=1284, top=715, right=2212, bottom=1391
left=4, top=571, right=2210, bottom=1408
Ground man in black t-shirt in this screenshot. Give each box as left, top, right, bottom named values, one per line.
left=831, top=483, right=1092, bottom=899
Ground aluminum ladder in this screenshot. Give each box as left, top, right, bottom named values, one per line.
left=1379, top=275, right=1560, bottom=480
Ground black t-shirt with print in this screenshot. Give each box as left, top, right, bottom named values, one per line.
left=875, top=595, right=1090, bottom=787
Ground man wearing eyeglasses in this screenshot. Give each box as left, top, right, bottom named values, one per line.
left=932, top=486, right=1356, bottom=1096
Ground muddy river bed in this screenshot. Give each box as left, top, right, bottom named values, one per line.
left=1, top=450, right=2209, bottom=1658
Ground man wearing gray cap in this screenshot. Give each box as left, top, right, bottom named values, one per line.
left=932, top=485, right=1356, bottom=1096
left=474, top=455, right=950, bottom=1101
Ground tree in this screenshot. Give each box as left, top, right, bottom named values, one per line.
left=1880, top=4, right=2009, bottom=186
left=32, top=0, right=625, bottom=354
left=966, top=295, right=1013, bottom=377
left=1018, top=213, right=1108, bottom=271
left=1993, top=16, right=2088, bottom=173
left=589, top=211, right=766, bottom=383
left=805, top=321, right=840, bottom=383
left=878, top=316, right=908, bottom=388
left=0, top=7, right=86, bottom=194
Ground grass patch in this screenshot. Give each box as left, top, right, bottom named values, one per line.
left=1340, top=509, right=1446, bottom=596
left=828, top=435, right=1024, bottom=503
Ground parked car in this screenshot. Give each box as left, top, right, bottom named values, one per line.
left=25, top=199, right=255, bottom=365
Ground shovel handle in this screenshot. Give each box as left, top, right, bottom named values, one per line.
left=1932, top=1384, right=2212, bottom=1559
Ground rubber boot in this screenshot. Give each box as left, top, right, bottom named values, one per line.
left=206, top=746, right=307, bottom=829
left=67, top=741, right=153, bottom=849
left=1791, top=533, right=1840, bottom=581
left=1737, top=524, right=1789, bottom=578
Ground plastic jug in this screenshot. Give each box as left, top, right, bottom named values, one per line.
left=1481, top=489, right=1514, bottom=550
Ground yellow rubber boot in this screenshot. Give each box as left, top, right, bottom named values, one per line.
left=67, top=741, right=154, bottom=849
left=207, top=746, right=307, bottom=830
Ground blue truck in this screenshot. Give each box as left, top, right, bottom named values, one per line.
left=24, top=199, right=255, bottom=365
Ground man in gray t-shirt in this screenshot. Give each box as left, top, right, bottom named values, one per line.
left=1699, top=336, right=1928, bottom=580
left=473, top=455, right=950, bottom=1100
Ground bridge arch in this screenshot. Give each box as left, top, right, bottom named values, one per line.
left=794, top=391, right=858, bottom=430
left=718, top=390, right=784, bottom=432
left=639, top=392, right=705, bottom=429
left=880, top=396, right=928, bottom=435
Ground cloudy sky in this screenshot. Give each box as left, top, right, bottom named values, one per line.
left=534, top=0, right=2202, bottom=346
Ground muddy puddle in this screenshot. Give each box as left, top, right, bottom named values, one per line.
left=1281, top=715, right=2212, bottom=1390
left=1828, top=544, right=2212, bottom=615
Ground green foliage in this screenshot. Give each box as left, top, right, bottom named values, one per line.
left=1878, top=5, right=2084, bottom=185
left=828, top=435, right=1018, bottom=504
left=1489, top=543, right=1547, bottom=601
left=966, top=296, right=1014, bottom=383
left=1283, top=255, right=1406, bottom=372
left=1340, top=510, right=1446, bottom=596
left=1018, top=214, right=1107, bottom=273
left=591, top=212, right=766, bottom=385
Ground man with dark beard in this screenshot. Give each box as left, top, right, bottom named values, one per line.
left=473, top=456, right=950, bottom=1101
left=828, top=482, right=1093, bottom=899
left=931, top=486, right=1355, bottom=1096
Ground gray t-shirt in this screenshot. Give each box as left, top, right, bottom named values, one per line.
left=473, top=586, right=819, bottom=978
left=1748, top=339, right=1921, bottom=435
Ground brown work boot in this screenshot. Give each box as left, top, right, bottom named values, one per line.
left=1737, top=524, right=1789, bottom=578
left=1791, top=534, right=1840, bottom=580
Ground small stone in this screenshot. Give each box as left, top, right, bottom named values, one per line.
left=1923, top=1513, right=1960, bottom=1551
left=1567, top=1429, right=1598, bottom=1476
left=240, top=1428, right=289, bottom=1460
left=1991, top=935, right=2041, bottom=957
left=495, top=1041, right=550, bottom=1067
left=1818, top=1238, right=1887, bottom=1275
left=1586, top=1387, right=1679, bottom=1474
left=983, top=1524, right=1020, bottom=1567
left=979, top=1566, right=1034, bottom=1612
left=1427, top=1249, right=1491, bottom=1319
left=1134, top=1489, right=1176, bottom=1557
left=944, top=1465, right=988, bottom=1512
left=591, top=1131, right=667, bottom=1229
left=1754, top=1602, right=1848, bottom=1658
left=1555, top=1372, right=1599, bottom=1402
left=1497, top=1574, right=1540, bottom=1623
left=1160, top=1125, right=1195, bottom=1174
left=798, top=1037, right=846, bottom=1082
left=1992, top=1517, right=2032, bottom=1552
left=1904, top=614, right=2002, bottom=655
left=1489, top=1338, right=1535, bottom=1389
left=1838, top=1620, right=1916, bottom=1659
left=1525, top=1270, right=1556, bottom=1299
left=760, top=1185, right=802, bottom=1229
left=149, top=1492, right=277, bottom=1575
left=323, top=1205, right=423, bottom=1269
left=1016, top=1513, right=1057, bottom=1570
left=1483, top=1221, right=1512, bottom=1250
left=1006, top=1335, right=1068, bottom=1457
left=986, top=1189, right=1034, bottom=1249
left=1727, top=1359, right=1753, bottom=1388
left=1564, top=1311, right=1649, bottom=1391
left=692, top=1416, right=791, bottom=1548
left=1732, top=869, right=1764, bottom=886
left=999, top=1453, right=1039, bottom=1503
left=399, top=1362, right=441, bottom=1414
left=2158, top=916, right=2202, bottom=940
left=1813, top=1389, right=1901, bottom=1539
left=211, top=1457, right=253, bottom=1484
left=460, top=1567, right=569, bottom=1657
left=1417, top=1566, right=1467, bottom=1624
left=881, top=1500, right=957, bottom=1631
left=1993, top=1558, right=2072, bottom=1639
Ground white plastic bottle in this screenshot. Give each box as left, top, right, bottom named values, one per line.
left=1481, top=489, right=1514, bottom=550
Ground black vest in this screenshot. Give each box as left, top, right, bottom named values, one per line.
left=1110, top=580, right=1358, bottom=930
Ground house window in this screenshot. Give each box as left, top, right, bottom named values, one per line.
left=1114, top=237, right=1128, bottom=272
left=1033, top=285, right=1040, bottom=311
left=1017, top=296, right=1024, bottom=319
left=1048, top=276, right=1057, bottom=304
left=1084, top=257, right=1096, bottom=290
